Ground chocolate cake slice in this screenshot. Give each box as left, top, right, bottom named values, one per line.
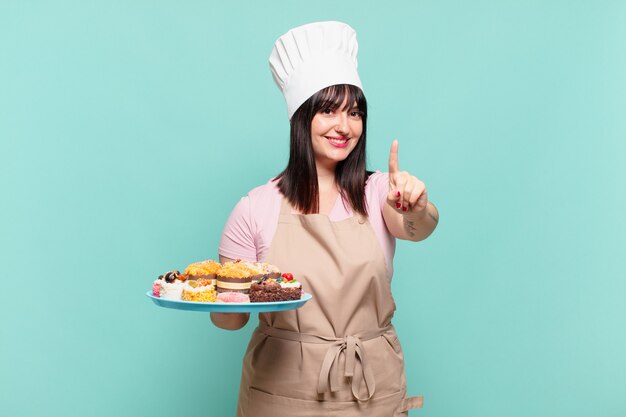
left=249, top=278, right=302, bottom=302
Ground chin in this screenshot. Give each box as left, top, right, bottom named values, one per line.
left=327, top=151, right=352, bottom=163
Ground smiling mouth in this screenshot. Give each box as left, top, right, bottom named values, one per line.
left=325, top=136, right=349, bottom=146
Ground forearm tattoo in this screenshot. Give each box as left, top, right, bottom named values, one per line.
left=403, top=210, right=439, bottom=237
left=404, top=217, right=417, bottom=237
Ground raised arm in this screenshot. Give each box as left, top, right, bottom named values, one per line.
left=209, top=255, right=250, bottom=330
left=382, top=140, right=439, bottom=241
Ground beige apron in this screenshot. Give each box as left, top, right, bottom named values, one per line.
left=236, top=197, right=423, bottom=416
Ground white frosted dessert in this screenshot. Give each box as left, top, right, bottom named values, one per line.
left=152, top=271, right=185, bottom=300
left=158, top=281, right=184, bottom=300
left=280, top=281, right=301, bottom=289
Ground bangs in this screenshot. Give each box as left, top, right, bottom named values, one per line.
left=312, top=84, right=367, bottom=115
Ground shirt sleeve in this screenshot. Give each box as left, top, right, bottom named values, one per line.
left=368, top=171, right=390, bottom=212
left=218, top=196, right=258, bottom=261
left=365, top=171, right=396, bottom=276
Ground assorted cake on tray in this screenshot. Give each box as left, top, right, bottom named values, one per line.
left=151, top=259, right=303, bottom=303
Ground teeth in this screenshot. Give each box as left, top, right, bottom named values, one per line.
left=327, top=137, right=347, bottom=144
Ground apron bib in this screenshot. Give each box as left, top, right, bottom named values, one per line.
left=236, top=198, right=423, bottom=416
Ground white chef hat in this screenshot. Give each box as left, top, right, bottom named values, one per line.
left=269, top=21, right=363, bottom=120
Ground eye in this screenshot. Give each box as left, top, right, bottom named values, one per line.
left=320, top=108, right=333, bottom=115
left=350, top=110, right=363, bottom=119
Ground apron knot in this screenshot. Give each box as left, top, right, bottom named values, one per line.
left=256, top=323, right=389, bottom=403
left=316, top=334, right=376, bottom=401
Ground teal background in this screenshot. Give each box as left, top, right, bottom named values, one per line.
left=1, top=1, right=625, bottom=416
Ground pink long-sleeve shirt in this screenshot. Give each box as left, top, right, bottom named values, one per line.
left=219, top=171, right=396, bottom=274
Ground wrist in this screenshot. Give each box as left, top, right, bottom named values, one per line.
left=403, top=204, right=430, bottom=221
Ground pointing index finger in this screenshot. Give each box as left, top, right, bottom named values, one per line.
left=388, top=139, right=399, bottom=174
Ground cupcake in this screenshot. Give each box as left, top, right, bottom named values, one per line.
left=238, top=261, right=282, bottom=281
left=237, top=261, right=266, bottom=282
left=184, top=260, right=221, bottom=286
left=216, top=261, right=253, bottom=293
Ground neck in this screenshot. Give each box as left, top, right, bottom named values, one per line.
left=315, top=160, right=337, bottom=191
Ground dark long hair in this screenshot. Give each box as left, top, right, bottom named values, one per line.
left=275, top=84, right=371, bottom=216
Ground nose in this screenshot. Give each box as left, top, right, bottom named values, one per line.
left=335, top=112, right=349, bottom=135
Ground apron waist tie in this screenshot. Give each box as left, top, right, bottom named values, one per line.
left=257, top=323, right=392, bottom=402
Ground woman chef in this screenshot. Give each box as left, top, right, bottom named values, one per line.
left=211, top=21, right=439, bottom=417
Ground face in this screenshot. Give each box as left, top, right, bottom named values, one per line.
left=310, top=99, right=363, bottom=167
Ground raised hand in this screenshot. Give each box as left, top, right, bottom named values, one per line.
left=387, top=139, right=428, bottom=214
